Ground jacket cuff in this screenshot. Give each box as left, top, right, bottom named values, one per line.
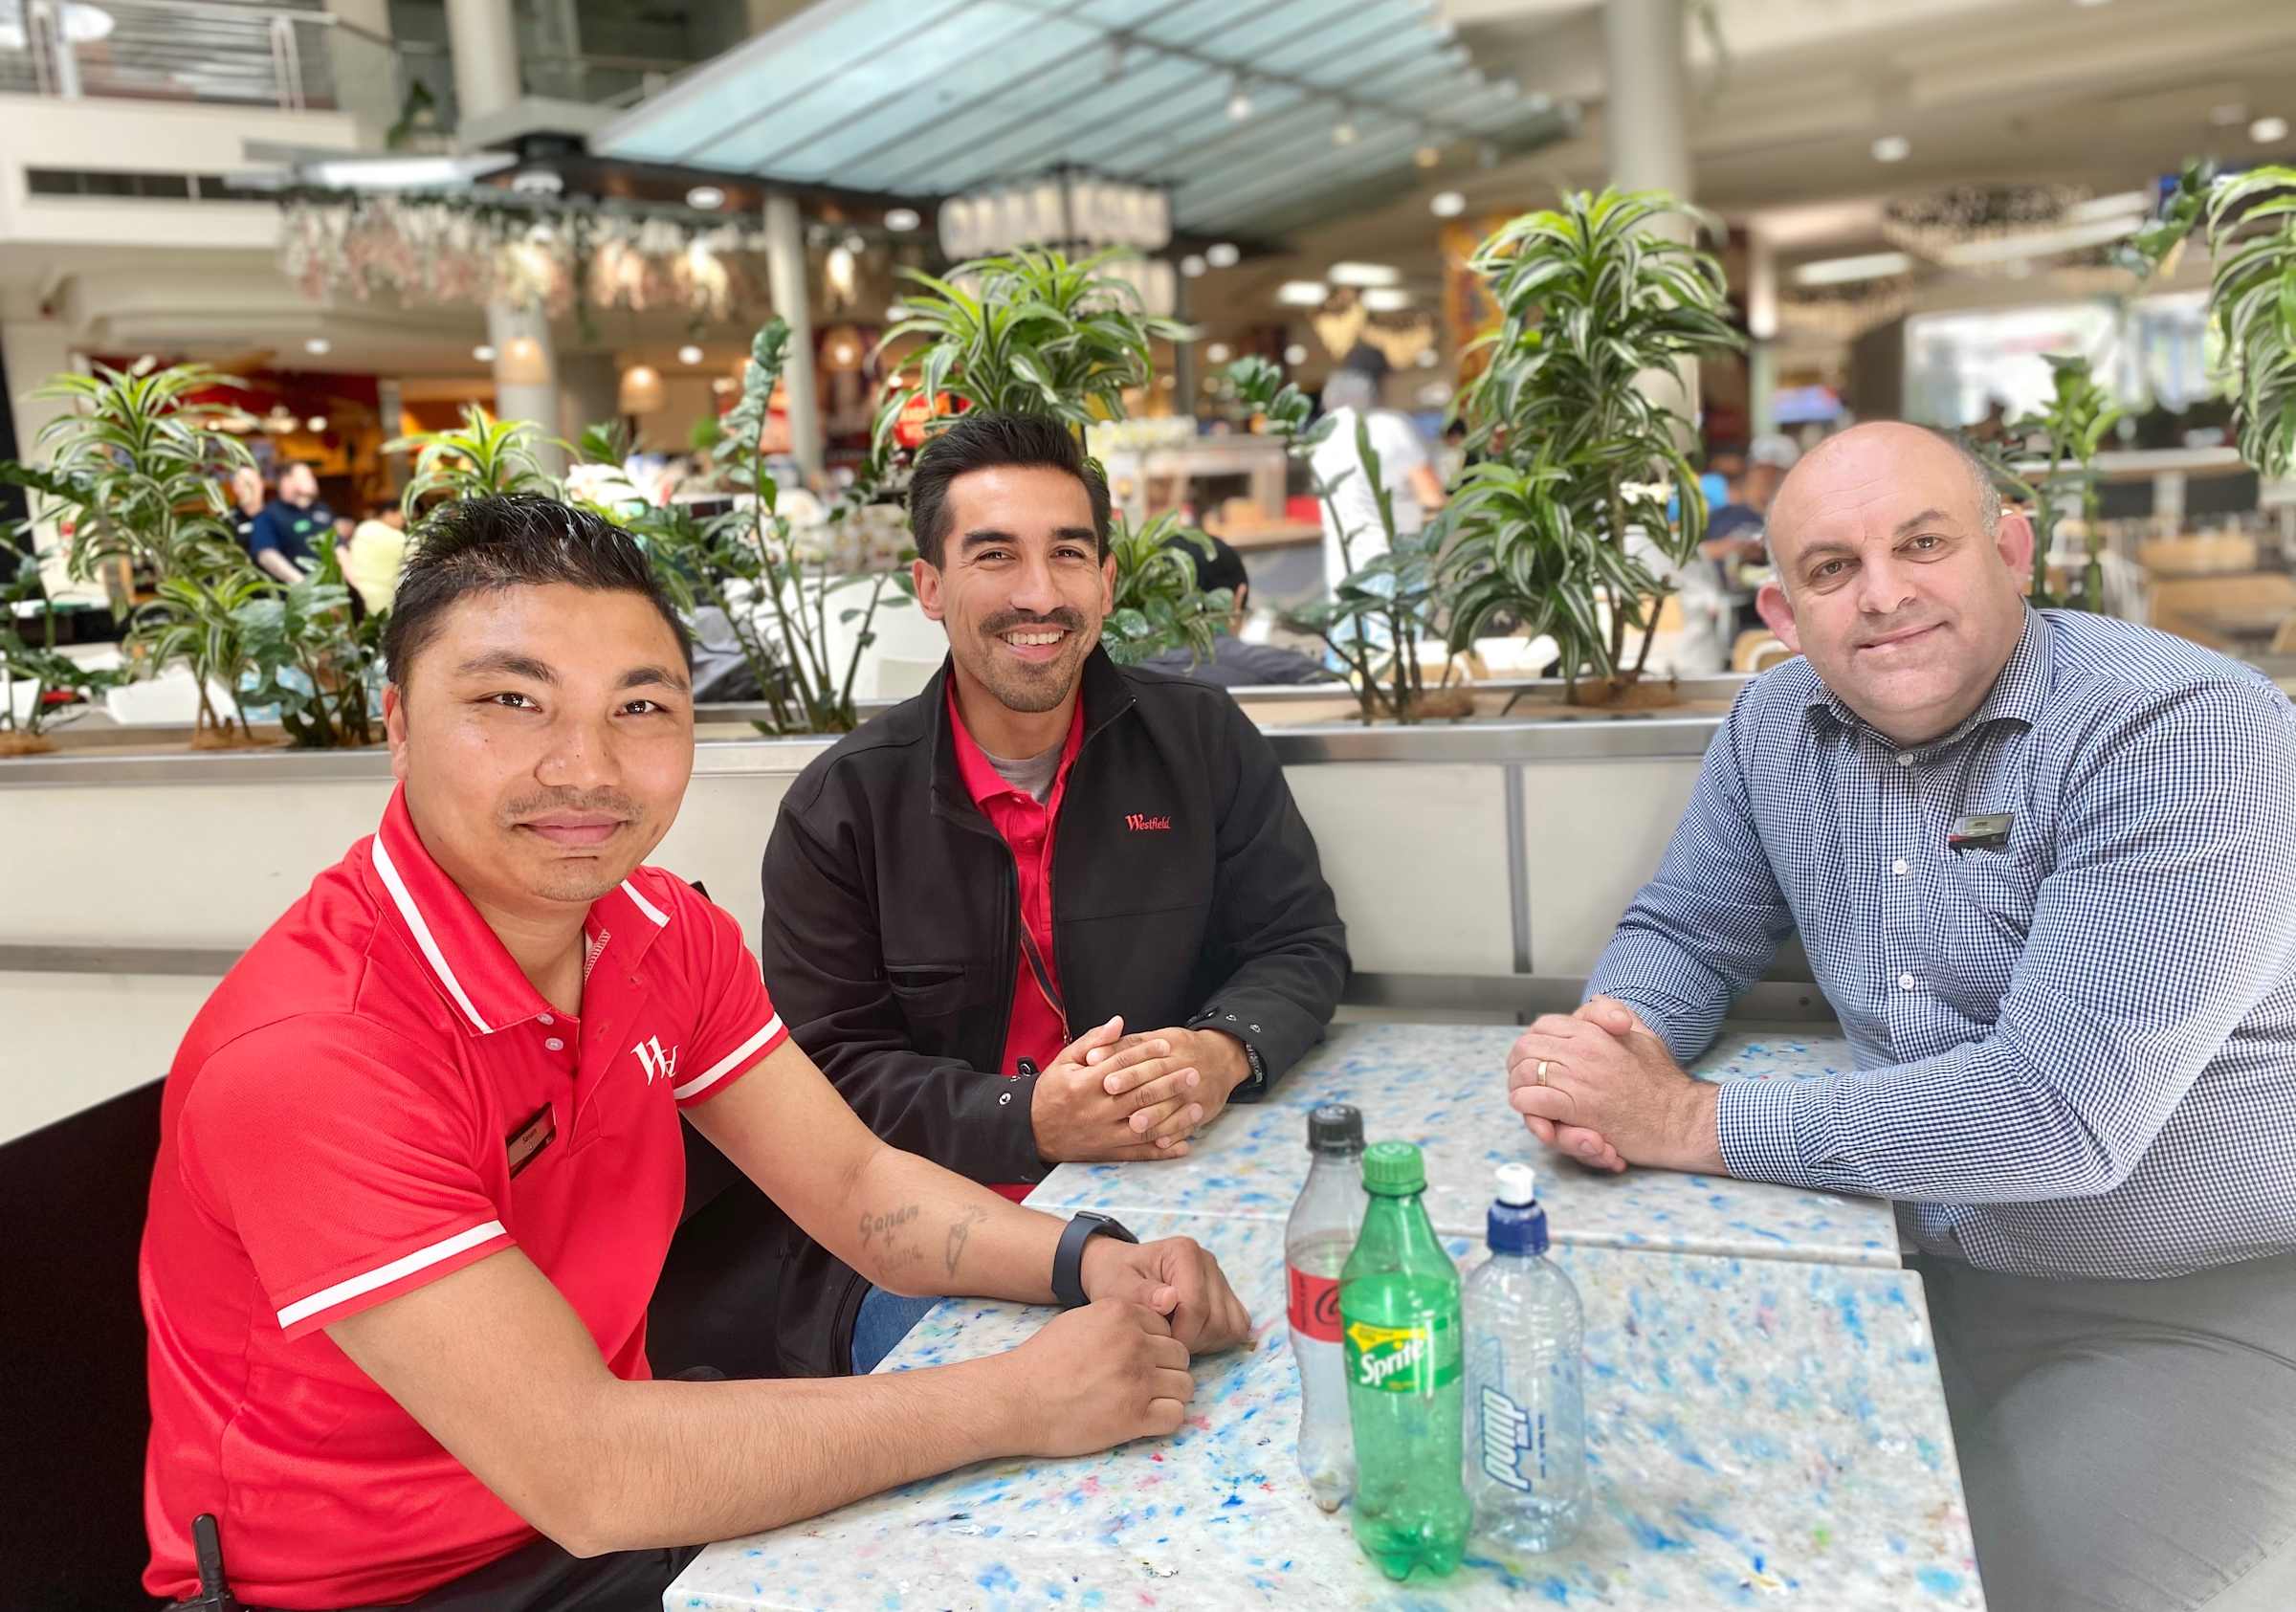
left=955, top=1071, right=1049, bottom=1181
left=1187, top=997, right=1313, bottom=1102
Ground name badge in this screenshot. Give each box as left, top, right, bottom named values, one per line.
left=506, top=1101, right=558, bottom=1178
left=1948, top=812, right=2014, bottom=854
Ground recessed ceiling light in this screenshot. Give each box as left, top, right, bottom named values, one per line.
left=685, top=185, right=727, bottom=210
left=473, top=344, right=497, bottom=363
left=1180, top=254, right=1207, bottom=277
left=1227, top=76, right=1252, bottom=121
left=1790, top=251, right=1915, bottom=286
left=305, top=415, right=328, bottom=431
left=1431, top=190, right=1467, bottom=218
left=2211, top=102, right=2248, bottom=127
left=677, top=344, right=704, bottom=365
left=884, top=207, right=920, bottom=232
left=1362, top=288, right=1413, bottom=312
left=1329, top=261, right=1402, bottom=287
left=1872, top=135, right=1911, bottom=163
left=1205, top=242, right=1241, bottom=269
left=1333, top=120, right=1358, bottom=146
left=1206, top=342, right=1232, bottom=363
left=1276, top=280, right=1329, bottom=306
left=304, top=338, right=331, bottom=355
left=1415, top=349, right=1440, bottom=367
left=2253, top=116, right=2290, bottom=144
left=1415, top=144, right=1442, bottom=168
left=844, top=232, right=866, bottom=254
left=1284, top=342, right=1309, bottom=365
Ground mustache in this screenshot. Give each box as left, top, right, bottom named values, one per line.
left=500, top=788, right=641, bottom=825
left=982, top=607, right=1087, bottom=637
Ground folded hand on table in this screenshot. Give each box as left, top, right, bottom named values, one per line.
left=1506, top=996, right=1724, bottom=1176
left=1033, top=1017, right=1203, bottom=1163
left=1081, top=1230, right=1254, bottom=1355
left=1086, top=1026, right=1252, bottom=1148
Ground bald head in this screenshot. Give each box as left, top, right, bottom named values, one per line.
left=1755, top=419, right=2035, bottom=747
left=1771, top=424, right=1999, bottom=570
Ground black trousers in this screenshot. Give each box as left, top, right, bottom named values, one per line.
left=338, top=1533, right=702, bottom=1612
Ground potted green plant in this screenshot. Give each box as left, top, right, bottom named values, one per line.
left=1225, top=356, right=1447, bottom=724
left=1976, top=354, right=2127, bottom=612
left=0, top=363, right=267, bottom=744
left=1443, top=187, right=1745, bottom=706
left=593, top=320, right=915, bottom=735
left=0, top=563, right=123, bottom=756
left=873, top=246, right=1231, bottom=666
left=233, top=534, right=383, bottom=749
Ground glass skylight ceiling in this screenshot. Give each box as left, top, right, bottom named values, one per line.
left=593, top=0, right=1557, bottom=234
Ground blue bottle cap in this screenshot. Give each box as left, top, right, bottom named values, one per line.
left=1488, top=1164, right=1549, bottom=1255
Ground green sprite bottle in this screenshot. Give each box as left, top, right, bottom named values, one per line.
left=1341, top=1140, right=1469, bottom=1581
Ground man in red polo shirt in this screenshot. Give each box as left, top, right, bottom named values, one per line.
left=758, top=412, right=1349, bottom=1378
left=140, top=495, right=1250, bottom=1612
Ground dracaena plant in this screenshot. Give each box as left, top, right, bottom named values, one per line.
left=0, top=363, right=266, bottom=741
left=232, top=534, right=383, bottom=749
left=873, top=246, right=1228, bottom=667
left=0, top=561, right=124, bottom=751
left=594, top=320, right=914, bottom=736
left=388, top=406, right=560, bottom=514
left=1445, top=187, right=1745, bottom=701
left=1227, top=356, right=1443, bottom=723
left=1986, top=353, right=2127, bottom=613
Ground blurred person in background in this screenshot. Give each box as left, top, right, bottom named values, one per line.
left=248, top=462, right=336, bottom=586
left=344, top=504, right=410, bottom=616
left=1310, top=350, right=1446, bottom=595
left=1141, top=535, right=1333, bottom=689
left=228, top=466, right=268, bottom=557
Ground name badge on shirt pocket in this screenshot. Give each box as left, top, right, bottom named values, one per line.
left=1948, top=811, right=2015, bottom=853
left=506, top=1100, right=558, bottom=1177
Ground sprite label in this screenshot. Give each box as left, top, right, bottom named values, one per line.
left=1345, top=1314, right=1460, bottom=1394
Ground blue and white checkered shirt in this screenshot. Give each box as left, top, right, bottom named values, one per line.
left=1589, top=607, right=2296, bottom=1279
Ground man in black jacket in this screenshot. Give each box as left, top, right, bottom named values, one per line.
left=754, top=410, right=1349, bottom=1377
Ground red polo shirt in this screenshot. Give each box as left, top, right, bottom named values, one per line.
left=140, top=786, right=785, bottom=1609
left=948, top=681, right=1084, bottom=1201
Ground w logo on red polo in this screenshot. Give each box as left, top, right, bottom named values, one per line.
left=1125, top=813, right=1173, bottom=832
left=631, top=1035, right=680, bottom=1087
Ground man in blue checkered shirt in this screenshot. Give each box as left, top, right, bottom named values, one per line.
left=1510, top=422, right=2296, bottom=1612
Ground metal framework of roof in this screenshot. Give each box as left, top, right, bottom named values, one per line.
left=592, top=0, right=1558, bottom=237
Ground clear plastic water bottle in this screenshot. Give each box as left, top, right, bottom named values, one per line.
left=1463, top=1163, right=1588, bottom=1553
left=1285, top=1104, right=1366, bottom=1511
left=1343, top=1140, right=1470, bottom=1581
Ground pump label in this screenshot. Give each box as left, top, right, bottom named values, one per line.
left=1287, top=1268, right=1343, bottom=1344
left=1343, top=1315, right=1460, bottom=1394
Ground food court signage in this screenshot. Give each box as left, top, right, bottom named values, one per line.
left=937, top=172, right=1177, bottom=315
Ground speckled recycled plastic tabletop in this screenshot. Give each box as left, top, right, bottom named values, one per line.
left=667, top=1207, right=1981, bottom=1611
left=1021, top=1021, right=1902, bottom=1270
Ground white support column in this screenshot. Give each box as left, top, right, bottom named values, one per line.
left=446, top=0, right=520, bottom=124
left=1744, top=224, right=1779, bottom=436
left=763, top=191, right=824, bottom=486
left=556, top=353, right=620, bottom=447
left=485, top=301, right=565, bottom=475
left=1603, top=0, right=1697, bottom=429
left=1, top=319, right=100, bottom=605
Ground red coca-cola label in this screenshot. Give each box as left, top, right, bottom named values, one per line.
left=1287, top=1266, right=1343, bottom=1343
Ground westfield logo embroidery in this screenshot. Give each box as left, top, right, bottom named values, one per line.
left=630, top=1034, right=680, bottom=1087
left=1125, top=813, right=1173, bottom=832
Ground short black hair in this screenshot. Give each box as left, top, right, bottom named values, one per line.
left=906, top=410, right=1111, bottom=568
left=383, top=495, right=691, bottom=688
left=1173, top=532, right=1247, bottom=597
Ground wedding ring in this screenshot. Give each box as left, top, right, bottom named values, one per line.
left=1535, top=1060, right=1551, bottom=1084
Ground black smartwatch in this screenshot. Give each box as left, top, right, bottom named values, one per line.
left=1051, top=1211, right=1137, bottom=1309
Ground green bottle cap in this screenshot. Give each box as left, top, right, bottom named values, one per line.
left=1361, top=1139, right=1426, bottom=1196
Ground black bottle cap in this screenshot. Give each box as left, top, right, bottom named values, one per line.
left=1307, top=1103, right=1364, bottom=1155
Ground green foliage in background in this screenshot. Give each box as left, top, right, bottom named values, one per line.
left=388, top=406, right=560, bottom=515
left=1446, top=187, right=1744, bottom=699
left=2204, top=165, right=2296, bottom=481
left=233, top=535, right=383, bottom=748
left=0, top=563, right=122, bottom=742
left=874, top=246, right=1229, bottom=667
left=1228, top=356, right=1443, bottom=723
left=601, top=320, right=913, bottom=736
left=1983, top=354, right=2128, bottom=613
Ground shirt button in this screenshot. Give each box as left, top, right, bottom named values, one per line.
left=1896, top=753, right=1916, bottom=768
left=545, top=1037, right=565, bottom=1051
left=1898, top=973, right=1917, bottom=991
left=1893, top=858, right=1910, bottom=877
left=538, top=1013, right=554, bottom=1027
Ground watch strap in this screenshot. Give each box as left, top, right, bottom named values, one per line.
left=1051, top=1211, right=1137, bottom=1309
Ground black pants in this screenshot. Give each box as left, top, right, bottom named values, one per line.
left=338, top=1534, right=702, bottom=1612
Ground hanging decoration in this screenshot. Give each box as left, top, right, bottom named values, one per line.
left=277, top=189, right=780, bottom=325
